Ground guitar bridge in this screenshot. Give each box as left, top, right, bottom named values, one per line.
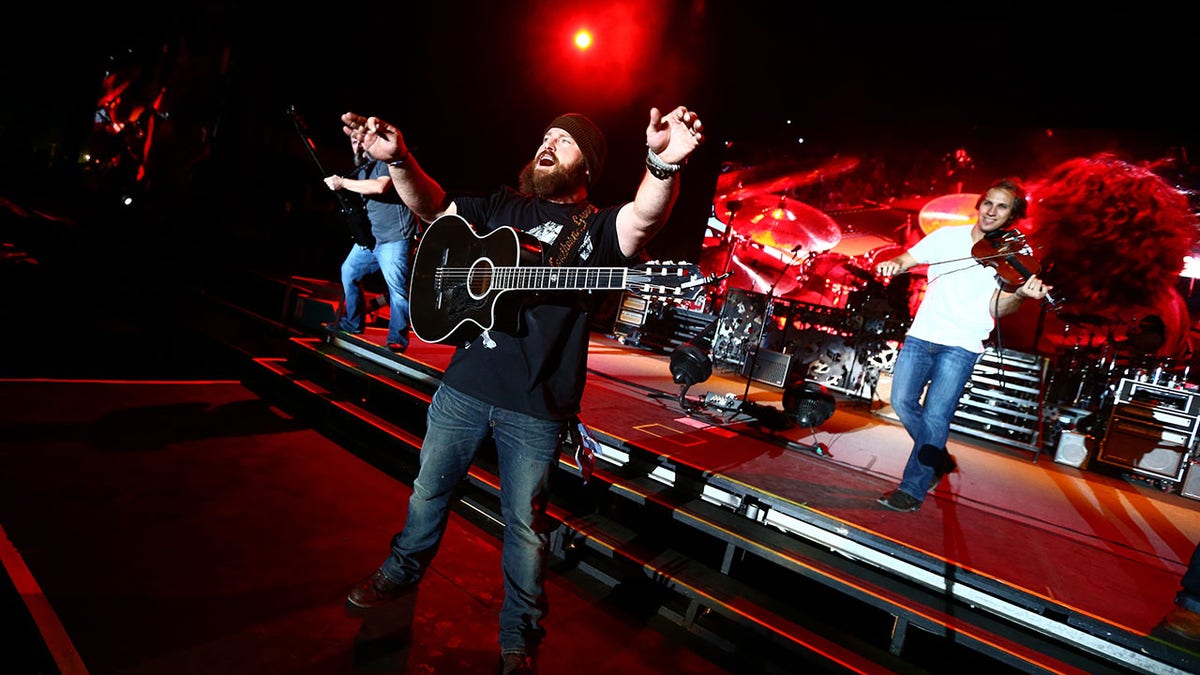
left=433, top=250, right=450, bottom=310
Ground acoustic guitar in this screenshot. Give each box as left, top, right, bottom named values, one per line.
left=410, top=214, right=719, bottom=344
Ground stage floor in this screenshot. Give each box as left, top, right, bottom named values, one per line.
left=2, top=322, right=1199, bottom=674
left=360, top=327, right=1200, bottom=639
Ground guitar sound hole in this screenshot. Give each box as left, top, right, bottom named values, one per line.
left=468, top=261, right=493, bottom=297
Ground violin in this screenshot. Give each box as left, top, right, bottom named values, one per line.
left=971, top=229, right=1060, bottom=310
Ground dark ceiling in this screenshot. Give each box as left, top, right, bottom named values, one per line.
left=5, top=3, right=1197, bottom=264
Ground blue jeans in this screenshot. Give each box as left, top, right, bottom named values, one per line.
left=1179, top=543, right=1200, bottom=613
left=379, top=384, right=565, bottom=655
left=889, top=336, right=981, bottom=502
left=338, top=239, right=411, bottom=347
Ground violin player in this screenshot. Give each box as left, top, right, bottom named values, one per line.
left=874, top=177, right=1052, bottom=512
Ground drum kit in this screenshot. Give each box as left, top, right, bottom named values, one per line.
left=703, top=155, right=897, bottom=314
left=701, top=182, right=993, bottom=318
left=703, top=157, right=916, bottom=396
left=701, top=175, right=1200, bottom=407
left=701, top=177, right=1001, bottom=396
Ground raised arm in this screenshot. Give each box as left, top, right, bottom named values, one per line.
left=341, top=112, right=455, bottom=222
left=615, top=106, right=705, bottom=257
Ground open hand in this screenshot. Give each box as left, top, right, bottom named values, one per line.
left=341, top=112, right=407, bottom=164
left=646, top=106, right=704, bottom=165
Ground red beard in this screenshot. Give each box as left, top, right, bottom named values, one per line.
left=518, top=158, right=588, bottom=200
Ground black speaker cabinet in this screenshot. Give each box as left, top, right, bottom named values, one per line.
left=1054, top=431, right=1092, bottom=469
left=1181, top=460, right=1200, bottom=501
left=1097, top=409, right=1191, bottom=483
left=743, top=349, right=791, bottom=387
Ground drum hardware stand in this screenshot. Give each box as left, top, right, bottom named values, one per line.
left=736, top=248, right=807, bottom=430
left=845, top=337, right=884, bottom=407
left=709, top=199, right=742, bottom=312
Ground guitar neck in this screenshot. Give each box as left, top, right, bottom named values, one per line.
left=486, top=266, right=630, bottom=292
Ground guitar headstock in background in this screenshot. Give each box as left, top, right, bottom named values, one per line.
left=628, top=261, right=728, bottom=302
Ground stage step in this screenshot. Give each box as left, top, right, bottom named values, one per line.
left=194, top=281, right=1200, bottom=675
left=242, top=354, right=880, bottom=673
left=239, top=333, right=1195, bottom=675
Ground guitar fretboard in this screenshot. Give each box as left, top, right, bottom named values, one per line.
left=436, top=266, right=630, bottom=291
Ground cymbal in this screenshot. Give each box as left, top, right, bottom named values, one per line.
left=885, top=196, right=934, bottom=213
left=716, top=160, right=804, bottom=196
left=753, top=156, right=862, bottom=195
left=918, top=193, right=980, bottom=234
left=713, top=186, right=763, bottom=225
left=699, top=241, right=801, bottom=296
left=717, top=194, right=842, bottom=252
left=716, top=156, right=861, bottom=197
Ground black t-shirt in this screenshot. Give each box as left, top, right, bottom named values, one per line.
left=442, top=187, right=632, bottom=420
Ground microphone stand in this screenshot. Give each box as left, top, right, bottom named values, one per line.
left=286, top=105, right=375, bottom=249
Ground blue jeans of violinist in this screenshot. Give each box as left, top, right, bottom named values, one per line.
left=889, top=336, right=981, bottom=502
left=379, top=384, right=564, bottom=654
left=1179, top=543, right=1200, bottom=613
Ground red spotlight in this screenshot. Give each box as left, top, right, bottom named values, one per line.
left=574, top=30, right=593, bottom=50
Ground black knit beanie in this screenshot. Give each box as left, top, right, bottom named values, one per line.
left=545, top=113, right=607, bottom=186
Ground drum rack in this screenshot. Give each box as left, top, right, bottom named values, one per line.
left=949, top=347, right=1049, bottom=461
left=709, top=289, right=910, bottom=399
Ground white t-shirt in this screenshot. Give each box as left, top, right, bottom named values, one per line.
left=906, top=225, right=1001, bottom=353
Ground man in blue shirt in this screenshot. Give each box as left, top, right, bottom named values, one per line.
left=324, top=135, right=421, bottom=352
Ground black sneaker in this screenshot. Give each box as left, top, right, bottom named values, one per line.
left=500, top=651, right=536, bottom=675
left=1158, top=607, right=1200, bottom=643
left=346, top=569, right=416, bottom=608
left=324, top=321, right=363, bottom=335
left=878, top=490, right=921, bottom=512
left=928, top=456, right=958, bottom=493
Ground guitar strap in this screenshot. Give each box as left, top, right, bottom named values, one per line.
left=544, top=203, right=598, bottom=267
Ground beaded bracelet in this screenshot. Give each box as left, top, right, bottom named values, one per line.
left=645, top=148, right=681, bottom=180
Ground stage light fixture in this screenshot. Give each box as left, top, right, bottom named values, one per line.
left=780, top=381, right=836, bottom=456
left=783, top=382, right=836, bottom=428
left=669, top=343, right=712, bottom=392
left=668, top=318, right=719, bottom=404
